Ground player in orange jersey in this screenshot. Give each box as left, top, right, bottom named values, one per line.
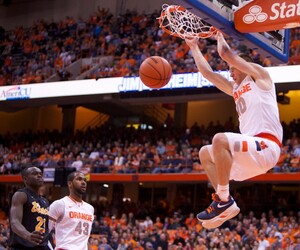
left=48, top=171, right=94, bottom=250
left=185, top=31, right=282, bottom=229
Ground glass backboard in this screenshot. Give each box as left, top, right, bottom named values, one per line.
left=172, top=0, right=290, bottom=64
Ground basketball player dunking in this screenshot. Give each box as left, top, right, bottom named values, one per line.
left=185, top=31, right=282, bottom=229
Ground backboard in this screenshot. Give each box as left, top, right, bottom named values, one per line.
left=172, top=0, right=290, bottom=64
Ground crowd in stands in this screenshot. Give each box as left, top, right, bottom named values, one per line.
left=0, top=7, right=300, bottom=85
left=0, top=117, right=299, bottom=176
left=86, top=209, right=300, bottom=250
left=0, top=199, right=299, bottom=249
left=0, top=118, right=299, bottom=249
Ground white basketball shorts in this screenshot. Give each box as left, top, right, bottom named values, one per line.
left=206, top=132, right=281, bottom=181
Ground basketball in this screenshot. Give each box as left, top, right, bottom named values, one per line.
left=139, top=56, right=172, bottom=89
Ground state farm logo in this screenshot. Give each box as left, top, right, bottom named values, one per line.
left=242, top=1, right=300, bottom=24
left=234, top=0, right=300, bottom=32
left=243, top=5, right=268, bottom=24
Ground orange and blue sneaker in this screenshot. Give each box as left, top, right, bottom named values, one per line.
left=197, top=193, right=240, bottom=229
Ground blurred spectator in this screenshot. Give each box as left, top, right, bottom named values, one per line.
left=99, top=236, right=113, bottom=250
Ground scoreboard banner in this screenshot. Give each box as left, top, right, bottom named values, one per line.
left=0, top=65, right=299, bottom=101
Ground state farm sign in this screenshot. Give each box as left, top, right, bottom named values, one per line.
left=234, top=0, right=300, bottom=32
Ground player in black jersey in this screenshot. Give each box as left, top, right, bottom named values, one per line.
left=9, top=165, right=52, bottom=250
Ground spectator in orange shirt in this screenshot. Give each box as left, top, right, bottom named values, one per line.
left=0, top=74, right=6, bottom=86
left=175, top=46, right=185, bottom=60
left=133, top=241, right=144, bottom=250
left=119, top=213, right=128, bottom=226
left=282, top=236, right=294, bottom=249
left=54, top=57, right=63, bottom=70
left=109, top=216, right=119, bottom=230
left=102, top=211, right=112, bottom=225
left=0, top=208, right=6, bottom=220
left=127, top=55, right=137, bottom=68
left=185, top=213, right=197, bottom=230
left=119, top=64, right=130, bottom=77
left=23, top=38, right=33, bottom=55
left=153, top=217, right=163, bottom=230
left=4, top=56, right=12, bottom=67
left=89, top=237, right=100, bottom=250
left=165, top=140, right=176, bottom=157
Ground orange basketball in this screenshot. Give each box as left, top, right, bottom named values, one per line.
left=139, top=56, right=172, bottom=89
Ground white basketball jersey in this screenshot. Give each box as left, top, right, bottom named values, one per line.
left=232, top=75, right=283, bottom=142
left=48, top=196, right=94, bottom=250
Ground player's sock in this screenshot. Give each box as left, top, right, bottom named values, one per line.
left=217, top=184, right=230, bottom=201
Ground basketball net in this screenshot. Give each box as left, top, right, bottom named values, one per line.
left=158, top=4, right=217, bottom=39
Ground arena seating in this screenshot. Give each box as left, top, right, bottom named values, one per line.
left=0, top=118, right=299, bottom=176
left=0, top=9, right=299, bottom=86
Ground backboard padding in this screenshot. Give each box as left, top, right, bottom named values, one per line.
left=172, top=0, right=290, bottom=64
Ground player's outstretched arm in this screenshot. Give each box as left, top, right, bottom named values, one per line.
left=217, top=31, right=272, bottom=90
left=185, top=38, right=233, bottom=96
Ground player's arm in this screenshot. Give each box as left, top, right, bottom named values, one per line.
left=48, top=216, right=56, bottom=232
left=48, top=204, right=60, bottom=249
left=217, top=31, right=273, bottom=90
left=185, top=38, right=233, bottom=96
left=10, top=191, right=43, bottom=245
left=48, top=200, right=63, bottom=231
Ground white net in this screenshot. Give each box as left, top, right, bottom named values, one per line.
left=158, top=4, right=216, bottom=39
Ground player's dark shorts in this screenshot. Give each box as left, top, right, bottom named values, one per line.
left=10, top=246, right=50, bottom=250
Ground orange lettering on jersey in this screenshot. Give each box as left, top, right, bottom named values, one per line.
left=31, top=201, right=48, bottom=215
left=233, top=83, right=252, bottom=101
left=69, top=211, right=93, bottom=222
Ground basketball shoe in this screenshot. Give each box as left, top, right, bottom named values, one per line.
left=197, top=193, right=240, bottom=229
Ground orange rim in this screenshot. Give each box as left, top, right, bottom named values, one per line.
left=158, top=5, right=217, bottom=39
left=158, top=6, right=186, bottom=38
